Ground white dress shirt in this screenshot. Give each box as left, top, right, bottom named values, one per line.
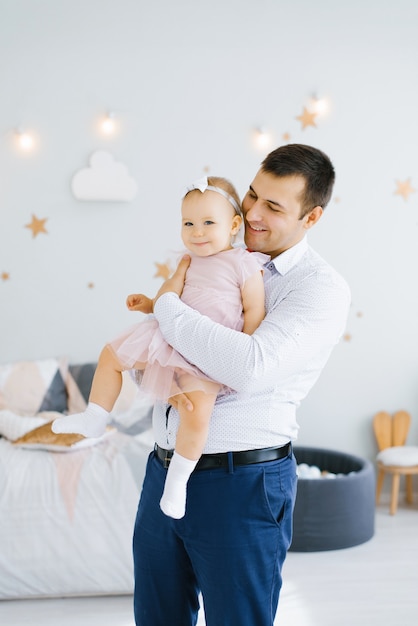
left=152, top=237, right=351, bottom=453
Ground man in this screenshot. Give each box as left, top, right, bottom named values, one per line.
left=133, top=144, right=351, bottom=626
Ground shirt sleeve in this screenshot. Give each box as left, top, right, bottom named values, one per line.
left=153, top=276, right=350, bottom=394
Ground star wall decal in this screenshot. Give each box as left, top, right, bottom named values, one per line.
left=1, top=272, right=10, bottom=281
left=296, top=107, right=317, bottom=130
left=25, top=214, right=48, bottom=238
left=154, top=261, right=172, bottom=279
left=394, top=179, right=415, bottom=201
left=282, top=132, right=291, bottom=142
left=87, top=282, right=95, bottom=289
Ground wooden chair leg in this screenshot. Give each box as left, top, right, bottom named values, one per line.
left=406, top=475, right=414, bottom=504
left=390, top=473, right=400, bottom=515
left=375, top=469, right=385, bottom=504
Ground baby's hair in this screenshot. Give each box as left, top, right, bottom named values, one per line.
left=207, top=176, right=242, bottom=214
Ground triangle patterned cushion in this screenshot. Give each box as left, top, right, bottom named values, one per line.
left=0, top=357, right=68, bottom=416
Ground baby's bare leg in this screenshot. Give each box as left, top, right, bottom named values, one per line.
left=175, top=389, right=218, bottom=460
left=160, top=385, right=219, bottom=519
left=52, top=346, right=141, bottom=438
left=89, top=345, right=125, bottom=411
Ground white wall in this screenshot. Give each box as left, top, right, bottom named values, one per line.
left=1, top=0, right=417, bottom=461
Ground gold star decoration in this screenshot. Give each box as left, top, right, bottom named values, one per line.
left=343, top=332, right=352, bottom=342
left=282, top=132, right=291, bottom=142
left=203, top=165, right=211, bottom=173
left=87, top=282, right=95, bottom=289
left=1, top=272, right=10, bottom=281
left=394, top=179, right=415, bottom=201
left=25, top=214, right=48, bottom=238
left=154, top=262, right=172, bottom=279
left=296, top=107, right=318, bottom=130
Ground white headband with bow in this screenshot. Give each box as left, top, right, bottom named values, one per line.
left=183, top=176, right=241, bottom=215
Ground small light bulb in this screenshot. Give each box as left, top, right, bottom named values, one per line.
left=309, top=96, right=331, bottom=117
left=254, top=127, right=273, bottom=151
left=17, top=131, right=34, bottom=151
left=101, top=112, right=116, bottom=135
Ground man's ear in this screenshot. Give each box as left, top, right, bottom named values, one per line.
left=303, top=205, right=323, bottom=230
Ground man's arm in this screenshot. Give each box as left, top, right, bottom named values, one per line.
left=154, top=275, right=350, bottom=394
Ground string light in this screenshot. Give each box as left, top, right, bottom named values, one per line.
left=253, top=127, right=273, bottom=151
left=100, top=111, right=117, bottom=135
left=15, top=128, right=35, bottom=152
left=309, top=94, right=331, bottom=117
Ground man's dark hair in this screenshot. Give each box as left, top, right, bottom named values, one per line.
left=261, top=144, right=335, bottom=218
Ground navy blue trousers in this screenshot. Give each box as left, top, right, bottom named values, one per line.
left=133, top=448, right=297, bottom=626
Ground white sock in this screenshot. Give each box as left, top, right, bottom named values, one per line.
left=51, top=402, right=110, bottom=438
left=160, top=452, right=198, bottom=519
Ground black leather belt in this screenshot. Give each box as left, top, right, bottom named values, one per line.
left=154, top=442, right=291, bottom=470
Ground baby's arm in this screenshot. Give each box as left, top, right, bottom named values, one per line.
left=241, top=271, right=266, bottom=335
left=126, top=293, right=154, bottom=314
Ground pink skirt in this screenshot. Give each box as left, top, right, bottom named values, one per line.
left=108, top=316, right=222, bottom=402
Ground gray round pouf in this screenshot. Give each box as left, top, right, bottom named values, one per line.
left=289, top=446, right=376, bottom=552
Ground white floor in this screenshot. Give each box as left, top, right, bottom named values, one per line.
left=1, top=499, right=417, bottom=626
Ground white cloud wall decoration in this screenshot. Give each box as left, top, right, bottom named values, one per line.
left=71, top=151, right=138, bottom=202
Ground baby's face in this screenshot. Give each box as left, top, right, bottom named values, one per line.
left=181, top=191, right=242, bottom=257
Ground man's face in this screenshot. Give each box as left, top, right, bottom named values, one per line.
left=242, top=170, right=317, bottom=258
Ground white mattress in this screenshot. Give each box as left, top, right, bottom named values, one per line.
left=0, top=432, right=152, bottom=599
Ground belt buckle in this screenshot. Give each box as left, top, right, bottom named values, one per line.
left=154, top=444, right=173, bottom=469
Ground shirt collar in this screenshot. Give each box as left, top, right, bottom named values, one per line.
left=269, top=236, right=308, bottom=275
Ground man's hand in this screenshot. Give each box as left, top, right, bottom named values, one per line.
left=154, top=254, right=191, bottom=305
left=168, top=395, right=194, bottom=412
left=167, top=378, right=194, bottom=412
left=126, top=294, right=154, bottom=314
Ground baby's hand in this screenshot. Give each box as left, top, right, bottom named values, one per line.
left=126, top=293, right=154, bottom=314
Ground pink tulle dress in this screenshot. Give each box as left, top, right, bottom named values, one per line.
left=109, top=247, right=267, bottom=401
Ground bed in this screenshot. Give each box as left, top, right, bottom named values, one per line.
left=0, top=357, right=153, bottom=599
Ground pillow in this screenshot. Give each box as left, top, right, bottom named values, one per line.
left=67, top=363, right=153, bottom=435
left=0, top=357, right=68, bottom=416
left=0, top=409, right=49, bottom=441
left=12, top=420, right=115, bottom=452
left=66, top=363, right=96, bottom=413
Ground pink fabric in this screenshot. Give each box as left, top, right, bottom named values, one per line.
left=109, top=248, right=266, bottom=401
